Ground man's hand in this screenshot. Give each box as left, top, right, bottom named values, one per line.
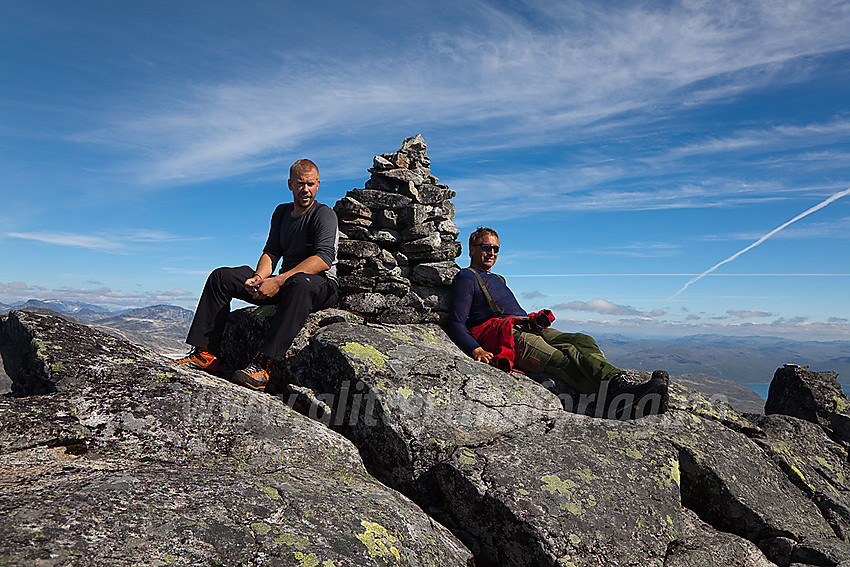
left=244, top=275, right=281, bottom=300
left=472, top=347, right=495, bottom=364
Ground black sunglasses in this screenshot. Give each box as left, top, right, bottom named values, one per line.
left=473, top=244, right=500, bottom=253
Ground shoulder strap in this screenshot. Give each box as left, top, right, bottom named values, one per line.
left=465, top=268, right=504, bottom=317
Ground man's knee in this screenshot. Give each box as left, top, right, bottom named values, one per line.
left=282, top=272, right=318, bottom=294
left=208, top=266, right=246, bottom=289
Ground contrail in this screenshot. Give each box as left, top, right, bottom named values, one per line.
left=671, top=187, right=850, bottom=298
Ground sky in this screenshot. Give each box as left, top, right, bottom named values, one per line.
left=1, top=0, right=849, bottom=340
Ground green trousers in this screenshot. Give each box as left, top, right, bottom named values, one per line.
left=512, top=327, right=621, bottom=394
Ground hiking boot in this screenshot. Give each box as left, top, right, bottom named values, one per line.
left=232, top=355, right=274, bottom=391
left=607, top=369, right=669, bottom=418
left=173, top=347, right=218, bottom=372
left=648, top=370, right=670, bottom=414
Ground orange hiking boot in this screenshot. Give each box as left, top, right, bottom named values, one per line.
left=232, top=355, right=273, bottom=391
left=173, top=347, right=219, bottom=372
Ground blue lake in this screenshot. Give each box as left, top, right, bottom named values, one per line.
left=743, top=383, right=770, bottom=400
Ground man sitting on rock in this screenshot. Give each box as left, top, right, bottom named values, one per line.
left=446, top=227, right=669, bottom=417
left=174, top=159, right=339, bottom=391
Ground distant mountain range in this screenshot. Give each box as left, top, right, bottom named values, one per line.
left=595, top=333, right=850, bottom=388
left=0, top=299, right=114, bottom=321
left=3, top=299, right=848, bottom=413
left=0, top=300, right=194, bottom=356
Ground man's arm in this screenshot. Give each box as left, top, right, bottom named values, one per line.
left=446, top=272, right=494, bottom=363
left=245, top=253, right=329, bottom=300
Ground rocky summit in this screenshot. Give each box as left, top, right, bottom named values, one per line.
left=3, top=307, right=850, bottom=567
left=3, top=137, right=850, bottom=566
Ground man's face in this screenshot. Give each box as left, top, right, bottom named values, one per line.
left=470, top=234, right=500, bottom=272
left=288, top=168, right=320, bottom=212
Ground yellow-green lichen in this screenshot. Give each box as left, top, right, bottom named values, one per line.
left=294, top=552, right=320, bottom=567
left=788, top=464, right=815, bottom=491
left=670, top=458, right=681, bottom=487
left=263, top=486, right=282, bottom=500
left=573, top=468, right=599, bottom=484
left=541, top=474, right=577, bottom=496
left=419, top=328, right=443, bottom=344
left=458, top=448, right=477, bottom=465
left=251, top=522, right=272, bottom=535
left=50, top=362, right=68, bottom=373
left=624, top=448, right=642, bottom=460
left=32, top=339, right=48, bottom=361
left=397, top=387, right=414, bottom=399
left=276, top=533, right=309, bottom=549
left=343, top=343, right=388, bottom=367
left=540, top=474, right=596, bottom=515
left=355, top=521, right=401, bottom=561
left=425, top=384, right=452, bottom=405
left=834, top=395, right=849, bottom=414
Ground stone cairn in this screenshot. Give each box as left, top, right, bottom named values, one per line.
left=333, top=135, right=461, bottom=323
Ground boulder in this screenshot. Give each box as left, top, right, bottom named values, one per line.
left=665, top=508, right=778, bottom=567
left=765, top=365, right=847, bottom=431
left=0, top=311, right=473, bottom=566
left=666, top=413, right=834, bottom=547
left=755, top=414, right=850, bottom=541
left=289, top=320, right=683, bottom=566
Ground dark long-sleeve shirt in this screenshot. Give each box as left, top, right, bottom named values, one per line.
left=446, top=267, right=526, bottom=355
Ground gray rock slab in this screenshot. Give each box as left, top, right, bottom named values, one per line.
left=665, top=412, right=835, bottom=544
left=0, top=311, right=473, bottom=566
left=292, top=321, right=686, bottom=566
left=665, top=508, right=777, bottom=567
left=292, top=321, right=563, bottom=493
left=755, top=414, right=850, bottom=540
left=1, top=446, right=472, bottom=567
left=766, top=365, right=846, bottom=429
left=432, top=414, right=682, bottom=567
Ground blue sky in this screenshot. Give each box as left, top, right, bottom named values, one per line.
left=1, top=0, right=849, bottom=340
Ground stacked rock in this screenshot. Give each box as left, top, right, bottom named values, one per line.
left=334, top=135, right=461, bottom=323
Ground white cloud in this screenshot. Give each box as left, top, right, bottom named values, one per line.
left=6, top=230, right=208, bottom=252
left=552, top=298, right=665, bottom=318
left=78, top=0, right=850, bottom=187
left=7, top=232, right=125, bottom=251
left=522, top=290, right=547, bottom=299
left=727, top=310, right=773, bottom=319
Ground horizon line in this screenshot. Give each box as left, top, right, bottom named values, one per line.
left=504, top=273, right=850, bottom=277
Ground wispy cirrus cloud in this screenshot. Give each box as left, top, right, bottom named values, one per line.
left=76, top=0, right=850, bottom=187
left=7, top=232, right=124, bottom=251
left=7, top=231, right=208, bottom=252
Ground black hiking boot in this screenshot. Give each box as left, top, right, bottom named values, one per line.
left=606, top=369, right=669, bottom=418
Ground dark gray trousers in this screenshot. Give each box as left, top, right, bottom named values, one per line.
left=186, top=265, right=338, bottom=360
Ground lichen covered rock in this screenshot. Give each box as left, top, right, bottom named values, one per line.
left=0, top=311, right=473, bottom=566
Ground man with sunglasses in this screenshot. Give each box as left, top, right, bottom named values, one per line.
left=446, top=227, right=668, bottom=417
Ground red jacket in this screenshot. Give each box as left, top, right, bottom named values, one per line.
left=469, top=309, right=554, bottom=372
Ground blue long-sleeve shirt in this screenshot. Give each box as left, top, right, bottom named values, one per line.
left=446, top=267, right=526, bottom=355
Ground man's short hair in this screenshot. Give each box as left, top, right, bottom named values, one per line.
left=469, top=227, right=499, bottom=250
left=290, top=159, right=319, bottom=179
